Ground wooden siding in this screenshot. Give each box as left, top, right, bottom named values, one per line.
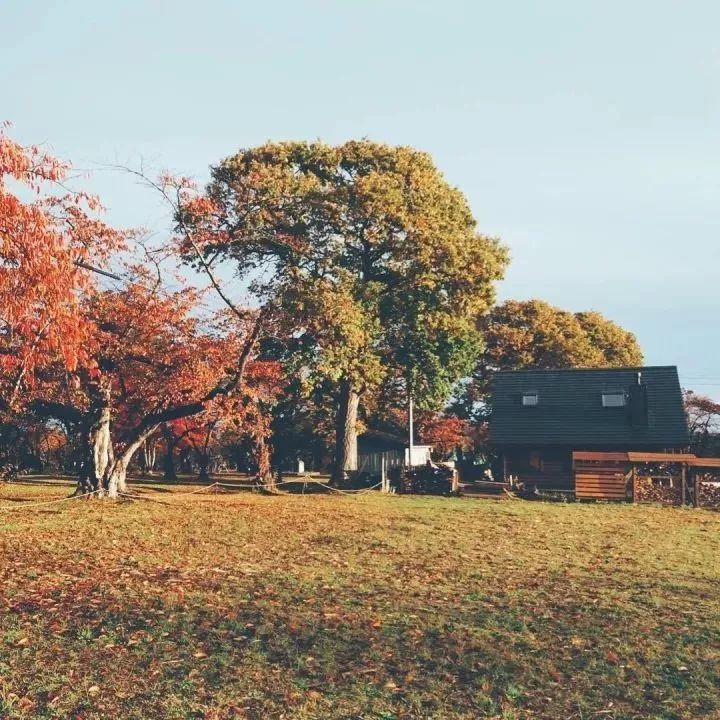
left=575, top=466, right=629, bottom=500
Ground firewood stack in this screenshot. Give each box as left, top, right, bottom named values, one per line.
left=634, top=477, right=681, bottom=505
left=697, top=480, right=720, bottom=508
left=391, top=463, right=455, bottom=495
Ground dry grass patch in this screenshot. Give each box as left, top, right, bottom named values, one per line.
left=1, top=481, right=719, bottom=719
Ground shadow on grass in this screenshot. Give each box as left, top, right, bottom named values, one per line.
left=2, top=565, right=718, bottom=720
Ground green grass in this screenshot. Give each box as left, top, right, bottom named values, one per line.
left=0, top=481, right=719, bottom=719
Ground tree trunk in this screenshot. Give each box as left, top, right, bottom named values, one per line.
left=104, top=428, right=157, bottom=498
left=138, top=444, right=148, bottom=478
left=197, top=450, right=210, bottom=481
left=143, top=440, right=156, bottom=475
left=77, top=381, right=113, bottom=495
left=180, top=447, right=192, bottom=474
left=332, top=380, right=359, bottom=486
left=197, top=422, right=215, bottom=481
left=105, top=458, right=127, bottom=498
left=161, top=425, right=178, bottom=481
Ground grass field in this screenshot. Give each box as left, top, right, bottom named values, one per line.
left=0, top=481, right=719, bottom=720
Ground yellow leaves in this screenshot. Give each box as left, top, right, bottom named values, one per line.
left=482, top=299, right=644, bottom=374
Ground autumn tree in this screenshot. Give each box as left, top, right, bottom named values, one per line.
left=1, top=129, right=275, bottom=497
left=182, top=141, right=508, bottom=483
left=417, top=412, right=473, bottom=460
left=0, top=126, right=125, bottom=416
left=684, top=390, right=720, bottom=456
left=162, top=362, right=280, bottom=481
left=453, top=299, right=644, bottom=421
left=31, top=279, right=266, bottom=496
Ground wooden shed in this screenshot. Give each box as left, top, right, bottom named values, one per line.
left=572, top=450, right=696, bottom=501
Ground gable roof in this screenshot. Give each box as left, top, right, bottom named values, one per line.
left=490, top=366, right=689, bottom=447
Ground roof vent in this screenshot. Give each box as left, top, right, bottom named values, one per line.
left=522, top=391, right=539, bottom=407
left=602, top=391, right=626, bottom=408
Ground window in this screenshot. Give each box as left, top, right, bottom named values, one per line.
left=522, top=391, right=539, bottom=406
left=602, top=391, right=626, bottom=408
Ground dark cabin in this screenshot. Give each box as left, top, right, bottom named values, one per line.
left=490, top=366, right=689, bottom=489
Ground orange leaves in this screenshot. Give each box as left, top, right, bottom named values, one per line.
left=0, top=126, right=128, bottom=411
left=69, top=278, right=279, bottom=458
left=417, top=412, right=473, bottom=457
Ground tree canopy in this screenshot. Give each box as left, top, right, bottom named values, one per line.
left=454, top=299, right=644, bottom=420
left=183, top=140, right=508, bottom=481
left=0, top=127, right=126, bottom=413
left=1, top=125, right=657, bottom=492
left=685, top=390, right=720, bottom=456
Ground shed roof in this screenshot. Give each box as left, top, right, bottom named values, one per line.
left=572, top=451, right=697, bottom=463
left=490, top=366, right=689, bottom=447
left=687, top=457, right=720, bottom=468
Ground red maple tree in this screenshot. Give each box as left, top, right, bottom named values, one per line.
left=0, top=126, right=126, bottom=412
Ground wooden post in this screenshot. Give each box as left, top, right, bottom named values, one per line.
left=452, top=468, right=459, bottom=495
left=681, top=464, right=687, bottom=507
left=408, top=394, right=414, bottom=469
left=631, top=465, right=637, bottom=504
left=502, top=454, right=508, bottom=483
left=381, top=454, right=387, bottom=493
left=694, top=471, right=699, bottom=508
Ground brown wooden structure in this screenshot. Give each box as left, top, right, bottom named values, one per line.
left=687, top=458, right=720, bottom=508
left=573, top=451, right=631, bottom=500
left=568, top=451, right=720, bottom=506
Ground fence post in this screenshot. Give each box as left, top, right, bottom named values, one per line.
left=694, top=471, right=699, bottom=508
left=681, top=464, right=687, bottom=506
left=631, top=465, right=637, bottom=504
left=381, top=454, right=387, bottom=493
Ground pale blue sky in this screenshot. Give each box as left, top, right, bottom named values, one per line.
left=3, top=0, right=719, bottom=398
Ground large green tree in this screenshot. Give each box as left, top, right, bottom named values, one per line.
left=454, top=299, right=644, bottom=420
left=183, top=141, right=508, bottom=482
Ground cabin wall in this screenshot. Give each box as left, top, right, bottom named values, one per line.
left=500, top=446, right=574, bottom=489
left=357, top=449, right=405, bottom=477
left=498, top=444, right=689, bottom=490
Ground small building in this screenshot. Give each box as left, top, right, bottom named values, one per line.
left=357, top=431, right=432, bottom=477
left=490, top=366, right=690, bottom=490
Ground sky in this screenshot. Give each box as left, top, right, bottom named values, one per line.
left=3, top=0, right=719, bottom=398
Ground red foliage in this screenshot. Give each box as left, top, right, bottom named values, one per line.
left=0, top=126, right=127, bottom=410
left=684, top=390, right=720, bottom=455
left=417, top=413, right=473, bottom=458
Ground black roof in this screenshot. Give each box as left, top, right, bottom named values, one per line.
left=490, top=366, right=689, bottom=448
left=358, top=430, right=406, bottom=450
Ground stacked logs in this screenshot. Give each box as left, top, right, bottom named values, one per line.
left=634, top=477, right=682, bottom=505
left=389, top=463, right=456, bottom=495
left=697, top=479, right=720, bottom=508
left=0, top=464, right=17, bottom=482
